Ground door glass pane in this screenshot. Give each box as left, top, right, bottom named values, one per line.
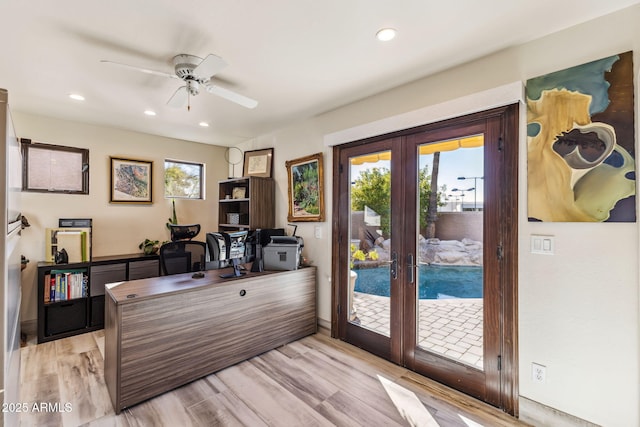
left=348, top=151, right=391, bottom=336
left=416, top=136, right=484, bottom=369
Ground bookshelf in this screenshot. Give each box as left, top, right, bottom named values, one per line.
left=218, top=176, right=275, bottom=231
left=37, top=253, right=160, bottom=343
left=37, top=262, right=91, bottom=342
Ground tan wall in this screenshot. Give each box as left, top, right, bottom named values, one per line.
left=15, top=113, right=227, bottom=322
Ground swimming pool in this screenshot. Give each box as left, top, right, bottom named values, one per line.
left=353, top=265, right=483, bottom=299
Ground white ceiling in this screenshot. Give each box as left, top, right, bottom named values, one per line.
left=2, top=0, right=638, bottom=146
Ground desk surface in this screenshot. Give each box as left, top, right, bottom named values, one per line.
left=105, top=266, right=312, bottom=305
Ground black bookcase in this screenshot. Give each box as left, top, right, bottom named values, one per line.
left=37, top=253, right=160, bottom=343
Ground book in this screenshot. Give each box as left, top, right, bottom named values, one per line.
left=49, top=269, right=87, bottom=302
left=44, top=274, right=50, bottom=304
left=50, top=275, right=55, bottom=302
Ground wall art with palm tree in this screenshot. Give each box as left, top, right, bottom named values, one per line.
left=286, top=152, right=325, bottom=222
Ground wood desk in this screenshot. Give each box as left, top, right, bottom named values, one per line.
left=104, top=266, right=317, bottom=413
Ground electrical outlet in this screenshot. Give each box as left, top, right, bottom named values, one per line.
left=532, top=362, right=546, bottom=383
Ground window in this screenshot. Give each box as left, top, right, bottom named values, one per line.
left=21, top=139, right=89, bottom=194
left=164, top=159, right=204, bottom=199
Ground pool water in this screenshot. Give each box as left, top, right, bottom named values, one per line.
left=353, top=265, right=483, bottom=299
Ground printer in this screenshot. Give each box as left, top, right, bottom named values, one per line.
left=263, top=235, right=304, bottom=271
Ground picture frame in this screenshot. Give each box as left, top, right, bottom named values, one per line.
left=21, top=140, right=89, bottom=194
left=243, top=148, right=274, bottom=178
left=110, top=157, right=153, bottom=204
left=232, top=186, right=246, bottom=199
left=286, top=152, right=325, bottom=222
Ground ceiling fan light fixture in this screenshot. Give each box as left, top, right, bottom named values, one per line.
left=69, top=93, right=85, bottom=101
left=376, top=28, right=397, bottom=41
left=144, top=110, right=156, bottom=116
left=103, top=52, right=257, bottom=110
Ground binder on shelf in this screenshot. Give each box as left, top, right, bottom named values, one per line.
left=45, top=227, right=91, bottom=263
left=56, top=231, right=84, bottom=263
left=59, top=219, right=93, bottom=260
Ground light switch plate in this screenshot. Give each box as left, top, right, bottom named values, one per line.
left=531, top=235, right=554, bottom=255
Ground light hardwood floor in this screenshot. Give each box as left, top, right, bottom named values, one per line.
left=20, top=330, right=529, bottom=426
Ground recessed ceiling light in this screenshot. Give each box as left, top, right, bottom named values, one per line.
left=199, top=121, right=209, bottom=127
left=69, top=93, right=85, bottom=101
left=376, top=28, right=397, bottom=42
left=144, top=110, right=156, bottom=116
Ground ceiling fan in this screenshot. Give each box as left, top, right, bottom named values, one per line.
left=101, top=54, right=258, bottom=110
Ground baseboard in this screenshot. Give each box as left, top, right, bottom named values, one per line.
left=519, top=397, right=601, bottom=427
left=21, top=318, right=36, bottom=333
left=317, top=318, right=331, bottom=336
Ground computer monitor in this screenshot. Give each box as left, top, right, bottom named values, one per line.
left=227, top=230, right=248, bottom=259
left=206, top=230, right=250, bottom=274
left=219, top=230, right=248, bottom=278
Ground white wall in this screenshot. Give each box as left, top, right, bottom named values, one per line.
left=16, top=113, right=228, bottom=322
left=237, top=5, right=640, bottom=426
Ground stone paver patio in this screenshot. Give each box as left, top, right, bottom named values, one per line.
left=352, top=292, right=484, bottom=369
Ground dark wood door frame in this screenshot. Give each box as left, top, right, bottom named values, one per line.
left=331, top=104, right=519, bottom=415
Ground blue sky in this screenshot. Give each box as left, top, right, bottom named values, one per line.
left=423, top=146, right=484, bottom=207
left=350, top=146, right=484, bottom=208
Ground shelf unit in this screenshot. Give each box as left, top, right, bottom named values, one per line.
left=37, top=253, right=159, bottom=343
left=218, top=176, right=275, bottom=231
left=37, top=261, right=91, bottom=343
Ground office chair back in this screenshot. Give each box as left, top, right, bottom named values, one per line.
left=160, top=240, right=207, bottom=275
left=169, top=224, right=201, bottom=241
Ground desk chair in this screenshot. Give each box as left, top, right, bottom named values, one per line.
left=159, top=240, right=207, bottom=275
left=160, top=224, right=206, bottom=275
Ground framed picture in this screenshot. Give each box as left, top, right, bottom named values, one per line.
left=286, top=152, right=325, bottom=222
left=22, top=140, right=89, bottom=194
left=232, top=187, right=246, bottom=199
left=243, top=148, right=274, bottom=178
left=110, top=157, right=153, bottom=204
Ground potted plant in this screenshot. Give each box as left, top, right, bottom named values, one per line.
left=138, top=239, right=161, bottom=255
left=166, top=198, right=178, bottom=230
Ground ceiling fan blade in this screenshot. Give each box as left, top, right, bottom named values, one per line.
left=205, top=84, right=258, bottom=109
left=193, top=54, right=227, bottom=78
left=100, top=60, right=178, bottom=79
left=167, top=86, right=188, bottom=108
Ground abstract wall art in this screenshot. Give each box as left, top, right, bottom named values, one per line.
left=526, top=51, right=635, bottom=222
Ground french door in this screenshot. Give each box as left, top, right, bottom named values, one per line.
left=331, top=105, right=518, bottom=413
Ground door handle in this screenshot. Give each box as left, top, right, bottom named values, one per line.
left=407, top=253, right=415, bottom=284
left=390, top=251, right=398, bottom=280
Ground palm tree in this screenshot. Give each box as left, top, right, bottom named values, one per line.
left=425, top=152, right=440, bottom=238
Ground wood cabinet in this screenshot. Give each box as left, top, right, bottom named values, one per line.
left=218, top=177, right=275, bottom=231
left=37, top=254, right=159, bottom=343
left=104, top=266, right=316, bottom=413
